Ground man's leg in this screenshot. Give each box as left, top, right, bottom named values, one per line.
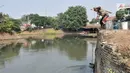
left=100, top=14, right=108, bottom=29
left=100, top=17, right=105, bottom=29
left=102, top=15, right=109, bottom=24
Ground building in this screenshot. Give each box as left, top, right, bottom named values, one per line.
left=116, top=4, right=130, bottom=29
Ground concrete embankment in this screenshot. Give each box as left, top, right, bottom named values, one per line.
left=95, top=30, right=130, bottom=73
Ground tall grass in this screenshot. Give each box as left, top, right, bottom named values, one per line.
left=44, top=28, right=63, bottom=35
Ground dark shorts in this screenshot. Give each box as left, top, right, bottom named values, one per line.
left=100, top=14, right=109, bottom=29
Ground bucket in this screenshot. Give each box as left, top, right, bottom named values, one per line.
left=121, top=22, right=128, bottom=30
left=113, top=23, right=119, bottom=29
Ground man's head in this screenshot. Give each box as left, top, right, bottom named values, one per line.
left=93, top=6, right=101, bottom=12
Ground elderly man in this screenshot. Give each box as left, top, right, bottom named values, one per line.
left=91, top=6, right=112, bottom=29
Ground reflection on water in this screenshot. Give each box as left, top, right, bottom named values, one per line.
left=0, top=35, right=96, bottom=73
left=0, top=43, right=22, bottom=69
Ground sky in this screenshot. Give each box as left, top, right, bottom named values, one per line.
left=0, top=0, right=129, bottom=20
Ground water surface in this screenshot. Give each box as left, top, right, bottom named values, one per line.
left=0, top=35, right=96, bottom=73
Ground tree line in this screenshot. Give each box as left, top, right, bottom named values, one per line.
left=0, top=14, right=21, bottom=33
left=0, top=5, right=128, bottom=33
left=0, top=5, right=88, bottom=33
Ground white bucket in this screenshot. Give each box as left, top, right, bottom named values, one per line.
left=121, top=22, right=128, bottom=30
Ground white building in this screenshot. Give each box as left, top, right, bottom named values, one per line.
left=116, top=3, right=130, bottom=29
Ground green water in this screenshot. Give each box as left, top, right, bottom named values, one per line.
left=0, top=35, right=96, bottom=73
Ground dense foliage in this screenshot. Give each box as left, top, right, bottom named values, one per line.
left=116, top=9, right=125, bottom=20
left=0, top=14, right=21, bottom=33
left=116, top=9, right=130, bottom=21
left=10, top=18, right=21, bottom=32
left=21, top=14, right=54, bottom=28
left=0, top=5, right=89, bottom=33
left=55, top=6, right=88, bottom=31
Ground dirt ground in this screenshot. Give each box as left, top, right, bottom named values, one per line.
left=0, top=33, right=20, bottom=40
left=100, top=30, right=130, bottom=58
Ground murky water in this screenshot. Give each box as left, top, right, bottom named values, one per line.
left=0, top=35, right=96, bottom=73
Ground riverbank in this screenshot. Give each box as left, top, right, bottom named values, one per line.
left=0, top=28, right=97, bottom=40
left=0, top=28, right=64, bottom=40
left=95, top=30, right=130, bottom=73
left=0, top=29, right=64, bottom=48
left=0, top=28, right=97, bottom=49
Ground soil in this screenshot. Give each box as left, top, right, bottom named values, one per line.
left=101, top=30, right=130, bottom=58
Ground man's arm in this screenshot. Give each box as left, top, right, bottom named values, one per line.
left=104, top=10, right=112, bottom=14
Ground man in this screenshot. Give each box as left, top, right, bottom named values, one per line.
left=91, top=6, right=112, bottom=29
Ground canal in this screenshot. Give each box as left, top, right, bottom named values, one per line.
left=0, top=35, right=96, bottom=73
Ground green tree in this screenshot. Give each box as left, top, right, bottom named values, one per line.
left=21, top=14, right=54, bottom=28
left=10, top=18, right=21, bottom=32
left=0, top=14, right=14, bottom=33
left=54, top=13, right=66, bottom=29
left=51, top=17, right=59, bottom=30
left=0, top=13, right=22, bottom=33
left=21, top=14, right=40, bottom=26
left=116, top=9, right=125, bottom=20
left=56, top=6, right=88, bottom=31
left=90, top=18, right=99, bottom=24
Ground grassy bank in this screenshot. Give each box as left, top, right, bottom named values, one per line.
left=0, top=28, right=64, bottom=40
left=43, top=28, right=64, bottom=35
left=20, top=28, right=64, bottom=35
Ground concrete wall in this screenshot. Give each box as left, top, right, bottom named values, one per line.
left=128, top=21, right=130, bottom=29
left=119, top=21, right=130, bottom=29
left=95, top=31, right=130, bottom=73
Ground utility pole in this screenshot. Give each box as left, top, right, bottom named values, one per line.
left=0, top=5, right=4, bottom=23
